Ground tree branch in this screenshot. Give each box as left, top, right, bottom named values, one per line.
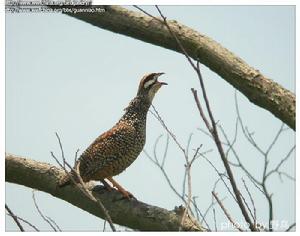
left=5, top=204, right=25, bottom=232
left=50, top=5, right=295, bottom=130
left=212, top=192, right=243, bottom=232
left=5, top=154, right=204, bottom=231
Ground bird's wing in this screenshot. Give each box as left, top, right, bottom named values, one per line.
left=78, top=121, right=137, bottom=180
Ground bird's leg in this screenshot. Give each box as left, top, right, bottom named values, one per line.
left=100, top=179, right=113, bottom=191
left=106, top=177, right=135, bottom=199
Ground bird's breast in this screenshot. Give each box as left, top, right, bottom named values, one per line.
left=110, top=123, right=146, bottom=175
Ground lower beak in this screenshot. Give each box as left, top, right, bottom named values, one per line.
left=156, top=72, right=167, bottom=85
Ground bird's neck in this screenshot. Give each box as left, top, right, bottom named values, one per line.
left=120, top=95, right=151, bottom=123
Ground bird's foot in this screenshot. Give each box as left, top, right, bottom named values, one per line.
left=114, top=190, right=137, bottom=201
left=118, top=189, right=136, bottom=200
left=106, top=177, right=137, bottom=200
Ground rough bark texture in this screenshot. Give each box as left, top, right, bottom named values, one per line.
left=5, top=154, right=204, bottom=231
left=54, top=5, right=295, bottom=130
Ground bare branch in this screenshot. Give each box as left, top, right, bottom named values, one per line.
left=212, top=192, right=244, bottom=232
left=234, top=92, right=265, bottom=156
left=102, top=220, right=107, bottom=232
left=265, top=145, right=295, bottom=180
left=265, top=123, right=285, bottom=155
left=213, top=208, right=217, bottom=231
left=242, top=179, right=257, bottom=225
left=150, top=105, right=186, bottom=153
left=5, top=204, right=25, bottom=232
left=52, top=133, right=116, bottom=232
left=190, top=196, right=211, bottom=231
left=201, top=155, right=237, bottom=203
left=143, top=149, right=185, bottom=204
left=192, top=61, right=256, bottom=232
left=153, top=134, right=164, bottom=164
left=32, top=190, right=61, bottom=231
left=263, top=186, right=273, bottom=231
left=286, top=223, right=296, bottom=232
left=5, top=213, right=39, bottom=231
left=149, top=105, right=197, bottom=230
left=55, top=132, right=66, bottom=169
left=161, top=135, right=170, bottom=168
left=74, top=148, right=80, bottom=165
left=191, top=89, right=212, bottom=132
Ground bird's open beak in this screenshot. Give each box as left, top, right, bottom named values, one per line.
left=156, top=72, right=167, bottom=85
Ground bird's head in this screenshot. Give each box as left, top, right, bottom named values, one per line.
left=137, top=72, right=167, bottom=102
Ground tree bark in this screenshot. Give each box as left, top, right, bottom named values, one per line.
left=53, top=5, right=295, bottom=130
left=5, top=154, right=204, bottom=231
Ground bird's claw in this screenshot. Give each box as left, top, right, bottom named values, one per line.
left=114, top=190, right=137, bottom=201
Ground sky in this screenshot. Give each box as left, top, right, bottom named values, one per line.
left=5, top=4, right=295, bottom=231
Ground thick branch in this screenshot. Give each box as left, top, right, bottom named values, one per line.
left=5, top=154, right=203, bottom=231
left=52, top=5, right=294, bottom=130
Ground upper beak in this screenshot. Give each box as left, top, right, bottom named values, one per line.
left=156, top=72, right=167, bottom=85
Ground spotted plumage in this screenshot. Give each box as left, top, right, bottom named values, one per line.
left=58, top=73, right=166, bottom=198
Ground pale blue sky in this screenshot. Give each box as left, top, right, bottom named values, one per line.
left=6, top=5, right=295, bottom=231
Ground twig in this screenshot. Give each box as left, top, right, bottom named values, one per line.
left=234, top=92, right=265, bottom=156
left=136, top=5, right=293, bottom=232
left=161, top=135, right=170, bottom=168
left=234, top=94, right=295, bottom=231
left=143, top=134, right=184, bottom=204
left=212, top=192, right=243, bottom=232
left=180, top=154, right=193, bottom=230
left=265, top=123, right=285, bottom=155
left=277, top=172, right=295, bottom=182
left=5, top=204, right=25, bottom=232
left=240, top=192, right=255, bottom=225
left=199, top=189, right=226, bottom=231
left=213, top=208, right=217, bottom=231
left=143, top=149, right=186, bottom=205
left=74, top=148, right=80, bottom=165
left=181, top=168, right=187, bottom=199
left=153, top=134, right=164, bottom=163
left=150, top=14, right=260, bottom=227
left=197, top=127, right=213, bottom=139
left=32, top=190, right=61, bottom=231
left=261, top=181, right=273, bottom=231
left=46, top=216, right=62, bottom=231
left=185, top=133, right=194, bottom=157
left=218, top=123, right=263, bottom=192
left=285, top=223, right=296, bottom=232
left=55, top=132, right=66, bottom=169
left=242, top=179, right=257, bottom=225
left=5, top=213, right=39, bottom=231
left=133, top=5, right=161, bottom=22
left=102, top=220, right=107, bottom=232
left=235, top=93, right=273, bottom=230
left=150, top=105, right=185, bottom=153
left=51, top=133, right=116, bottom=232
left=265, top=145, right=295, bottom=180
left=190, top=196, right=212, bottom=231
left=202, top=155, right=237, bottom=203
left=149, top=106, right=196, bottom=230
left=190, top=61, right=256, bottom=231
left=191, top=88, right=212, bottom=132
left=191, top=196, right=200, bottom=221
left=218, top=121, right=238, bottom=159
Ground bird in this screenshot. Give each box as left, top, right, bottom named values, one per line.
left=58, top=72, right=167, bottom=198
